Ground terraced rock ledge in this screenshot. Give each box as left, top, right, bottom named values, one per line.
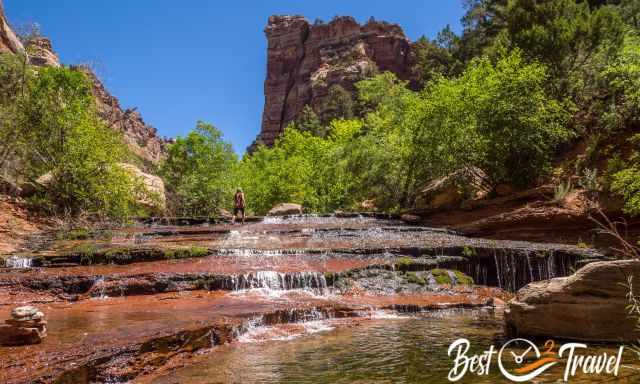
left=0, top=215, right=606, bottom=383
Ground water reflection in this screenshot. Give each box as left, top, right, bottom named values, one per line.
left=153, top=310, right=639, bottom=384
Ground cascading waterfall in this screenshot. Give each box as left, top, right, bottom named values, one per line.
left=91, top=276, right=108, bottom=299
left=262, top=214, right=376, bottom=226
left=232, top=271, right=328, bottom=293
left=5, top=255, right=32, bottom=268
left=234, top=307, right=337, bottom=343
left=454, top=249, right=577, bottom=292
left=217, top=249, right=303, bottom=257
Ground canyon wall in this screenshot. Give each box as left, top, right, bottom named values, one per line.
left=251, top=15, right=413, bottom=151
left=77, top=67, right=167, bottom=166
left=0, top=0, right=22, bottom=54
left=0, top=2, right=166, bottom=167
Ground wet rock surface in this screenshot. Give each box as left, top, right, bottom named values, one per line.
left=0, top=290, right=499, bottom=383
left=506, top=259, right=640, bottom=342
left=0, top=215, right=605, bottom=303
left=0, top=306, right=47, bottom=346
left=0, top=214, right=609, bottom=383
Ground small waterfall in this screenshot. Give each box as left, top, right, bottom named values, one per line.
left=493, top=251, right=502, bottom=289
left=5, top=256, right=32, bottom=269
left=356, top=306, right=401, bottom=319
left=235, top=307, right=338, bottom=343
left=217, top=249, right=303, bottom=257
left=262, top=214, right=376, bottom=225
left=525, top=252, right=534, bottom=283
left=263, top=214, right=322, bottom=225
left=91, top=276, right=108, bottom=299
left=232, top=271, right=327, bottom=293
left=447, top=249, right=579, bottom=292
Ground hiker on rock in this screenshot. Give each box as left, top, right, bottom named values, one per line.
left=232, top=188, right=245, bottom=225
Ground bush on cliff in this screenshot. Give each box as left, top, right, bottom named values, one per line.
left=353, top=52, right=570, bottom=205
left=0, top=56, right=147, bottom=219
left=239, top=51, right=569, bottom=213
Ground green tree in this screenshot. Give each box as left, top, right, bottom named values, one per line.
left=294, top=105, right=325, bottom=137
left=411, top=30, right=463, bottom=87
left=0, top=59, right=145, bottom=218
left=600, top=33, right=640, bottom=131
left=160, top=121, right=237, bottom=216
left=322, top=84, right=354, bottom=123
left=611, top=135, right=640, bottom=216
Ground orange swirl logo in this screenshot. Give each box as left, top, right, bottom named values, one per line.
left=447, top=338, right=624, bottom=382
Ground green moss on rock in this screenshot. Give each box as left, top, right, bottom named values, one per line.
left=406, top=272, right=426, bottom=286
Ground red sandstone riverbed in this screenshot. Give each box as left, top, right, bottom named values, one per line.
left=0, top=215, right=600, bottom=383
left=0, top=289, right=501, bottom=383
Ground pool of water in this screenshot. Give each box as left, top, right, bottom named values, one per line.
left=150, top=309, right=640, bottom=384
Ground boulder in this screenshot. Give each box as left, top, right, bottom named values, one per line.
left=11, top=305, right=42, bottom=320
left=119, top=163, right=166, bottom=210
left=0, top=325, right=44, bottom=346
left=400, top=214, right=421, bottom=224
left=505, top=260, right=640, bottom=342
left=360, top=199, right=377, bottom=211
left=35, top=172, right=54, bottom=188
left=268, top=203, right=302, bottom=216
left=1, top=305, right=47, bottom=346
left=416, top=167, right=490, bottom=211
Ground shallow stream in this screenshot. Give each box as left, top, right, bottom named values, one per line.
left=152, top=309, right=640, bottom=384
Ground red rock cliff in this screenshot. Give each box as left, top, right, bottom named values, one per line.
left=0, top=0, right=22, bottom=54
left=251, top=15, right=412, bottom=151
left=75, top=67, right=167, bottom=166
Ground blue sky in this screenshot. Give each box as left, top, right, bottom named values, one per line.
left=5, top=1, right=465, bottom=153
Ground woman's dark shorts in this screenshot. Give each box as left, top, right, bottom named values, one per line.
left=234, top=207, right=245, bottom=216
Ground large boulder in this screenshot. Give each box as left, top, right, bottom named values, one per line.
left=268, top=203, right=302, bottom=216
left=505, top=260, right=640, bottom=342
left=0, top=305, right=47, bottom=346
left=415, top=167, right=490, bottom=211
left=119, top=163, right=166, bottom=210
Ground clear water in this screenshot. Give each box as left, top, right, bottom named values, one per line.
left=152, top=309, right=640, bottom=384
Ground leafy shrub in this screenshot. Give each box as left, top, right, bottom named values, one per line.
left=0, top=57, right=148, bottom=219
left=610, top=135, right=640, bottom=216
left=160, top=121, right=237, bottom=216
left=554, top=181, right=573, bottom=202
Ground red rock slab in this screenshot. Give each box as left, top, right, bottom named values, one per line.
left=0, top=289, right=502, bottom=383
left=0, top=254, right=386, bottom=279
left=0, top=290, right=334, bottom=383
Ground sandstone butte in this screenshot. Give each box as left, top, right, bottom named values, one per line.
left=250, top=15, right=414, bottom=151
